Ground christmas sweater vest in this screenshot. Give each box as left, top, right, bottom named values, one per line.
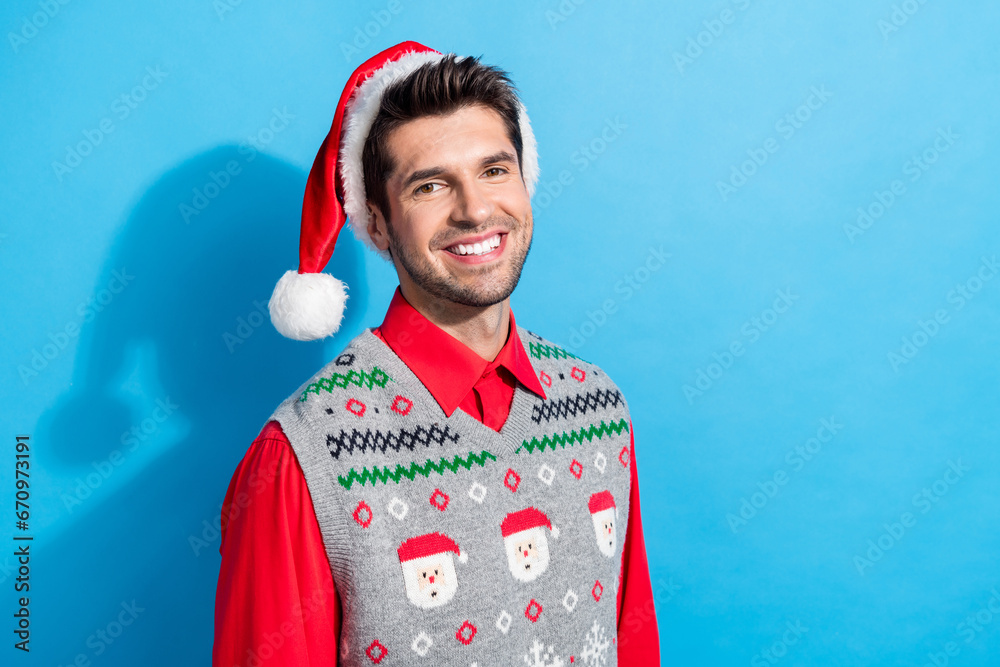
left=269, top=327, right=633, bottom=666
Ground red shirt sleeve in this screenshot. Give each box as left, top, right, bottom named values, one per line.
left=616, top=421, right=661, bottom=664
left=213, top=421, right=340, bottom=666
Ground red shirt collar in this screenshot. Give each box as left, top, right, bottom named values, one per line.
left=376, top=288, right=547, bottom=416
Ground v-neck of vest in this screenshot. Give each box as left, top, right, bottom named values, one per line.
left=357, top=328, right=534, bottom=459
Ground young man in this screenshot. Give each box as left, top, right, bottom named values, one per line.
left=213, top=41, right=660, bottom=666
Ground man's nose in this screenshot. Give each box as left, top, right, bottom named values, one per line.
left=452, top=179, right=494, bottom=226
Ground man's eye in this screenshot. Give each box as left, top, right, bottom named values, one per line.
left=485, top=167, right=506, bottom=177
left=416, top=183, right=437, bottom=194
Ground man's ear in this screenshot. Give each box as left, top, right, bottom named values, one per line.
left=366, top=202, right=391, bottom=252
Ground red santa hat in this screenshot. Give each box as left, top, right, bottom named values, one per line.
left=501, top=507, right=559, bottom=539
left=397, top=532, right=468, bottom=564
left=588, top=490, right=616, bottom=514
left=269, top=40, right=540, bottom=341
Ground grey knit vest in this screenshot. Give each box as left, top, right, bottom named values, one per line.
left=270, top=327, right=632, bottom=666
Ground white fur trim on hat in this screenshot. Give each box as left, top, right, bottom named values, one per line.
left=339, top=52, right=541, bottom=257
left=516, top=100, right=539, bottom=197
left=268, top=270, right=347, bottom=341
left=340, top=50, right=447, bottom=255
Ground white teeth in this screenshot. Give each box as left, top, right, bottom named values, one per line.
left=450, top=234, right=502, bottom=256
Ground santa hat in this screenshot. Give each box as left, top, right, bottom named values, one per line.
left=501, top=507, right=559, bottom=539
left=588, top=490, right=616, bottom=514
left=397, top=531, right=468, bottom=564
left=269, top=40, right=541, bottom=341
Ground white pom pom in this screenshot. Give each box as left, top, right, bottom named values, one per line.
left=551, top=525, right=560, bottom=539
left=268, top=270, right=348, bottom=341
left=457, top=551, right=468, bottom=564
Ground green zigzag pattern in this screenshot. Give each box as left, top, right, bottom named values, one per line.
left=337, top=450, right=497, bottom=490
left=516, top=418, right=630, bottom=455
left=528, top=341, right=585, bottom=362
left=300, top=366, right=393, bottom=402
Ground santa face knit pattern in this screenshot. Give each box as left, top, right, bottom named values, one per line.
left=270, top=327, right=633, bottom=666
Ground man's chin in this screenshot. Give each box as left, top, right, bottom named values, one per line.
left=441, top=284, right=516, bottom=309
left=392, top=243, right=527, bottom=309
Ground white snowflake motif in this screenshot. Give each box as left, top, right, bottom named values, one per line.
left=580, top=620, right=611, bottom=665
left=523, top=638, right=565, bottom=666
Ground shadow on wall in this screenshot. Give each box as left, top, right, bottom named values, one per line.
left=36, top=147, right=366, bottom=665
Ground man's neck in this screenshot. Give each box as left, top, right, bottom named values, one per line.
left=397, top=283, right=510, bottom=363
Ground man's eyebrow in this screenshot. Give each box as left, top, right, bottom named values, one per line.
left=400, top=152, right=519, bottom=190
left=401, top=167, right=445, bottom=191
left=480, top=151, right=518, bottom=167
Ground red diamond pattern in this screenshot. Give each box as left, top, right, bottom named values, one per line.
left=346, top=398, right=366, bottom=417
left=365, top=639, right=387, bottom=664
left=456, top=620, right=477, bottom=645
left=592, top=580, right=603, bottom=601
left=571, top=366, right=586, bottom=382
left=525, top=599, right=543, bottom=622
left=619, top=445, right=630, bottom=468
left=391, top=395, right=413, bottom=416
left=504, top=468, right=521, bottom=492
left=429, top=488, right=450, bottom=511
left=539, top=371, right=552, bottom=387
left=353, top=500, right=373, bottom=528
left=569, top=459, right=583, bottom=479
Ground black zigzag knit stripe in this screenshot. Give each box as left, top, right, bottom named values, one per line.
left=325, top=424, right=460, bottom=459
left=531, top=388, right=624, bottom=424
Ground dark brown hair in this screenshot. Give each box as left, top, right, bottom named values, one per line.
left=361, top=55, right=524, bottom=222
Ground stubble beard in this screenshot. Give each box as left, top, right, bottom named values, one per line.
left=386, top=214, right=532, bottom=309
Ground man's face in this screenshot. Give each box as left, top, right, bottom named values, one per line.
left=367, top=104, right=533, bottom=309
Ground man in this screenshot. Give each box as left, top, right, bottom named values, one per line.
left=213, top=41, right=660, bottom=666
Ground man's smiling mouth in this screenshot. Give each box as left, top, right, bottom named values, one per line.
left=444, top=233, right=503, bottom=256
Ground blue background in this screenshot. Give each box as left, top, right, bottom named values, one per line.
left=2, top=0, right=998, bottom=664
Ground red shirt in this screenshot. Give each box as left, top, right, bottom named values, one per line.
left=212, top=289, right=660, bottom=665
